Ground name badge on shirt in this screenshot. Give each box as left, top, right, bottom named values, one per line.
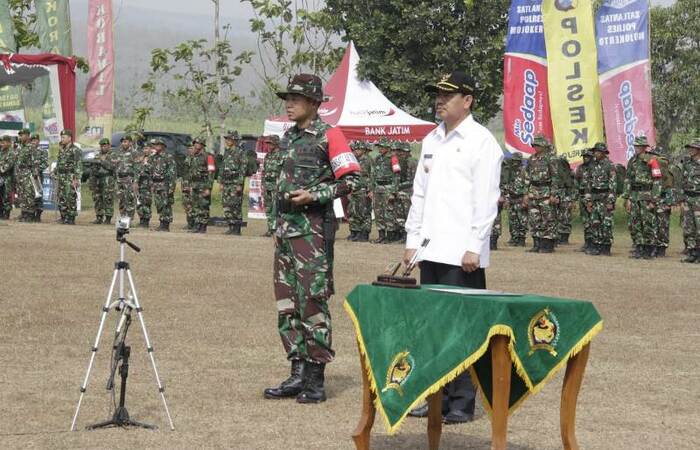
left=423, top=154, right=433, bottom=173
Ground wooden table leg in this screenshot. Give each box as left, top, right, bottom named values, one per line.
left=427, top=390, right=443, bottom=450
left=352, top=351, right=376, bottom=450
left=560, top=344, right=590, bottom=450
left=491, top=335, right=512, bottom=450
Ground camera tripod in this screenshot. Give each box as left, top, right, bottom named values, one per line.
left=70, top=231, right=175, bottom=431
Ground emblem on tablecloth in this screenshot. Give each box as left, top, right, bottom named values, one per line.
left=382, top=351, right=414, bottom=396
left=528, top=308, right=560, bottom=356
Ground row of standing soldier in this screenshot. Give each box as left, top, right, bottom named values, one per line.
left=0, top=129, right=48, bottom=223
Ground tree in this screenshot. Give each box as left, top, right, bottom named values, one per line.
left=6, top=0, right=38, bottom=51
left=321, top=0, right=509, bottom=122
left=650, top=0, right=700, bottom=150
left=244, top=0, right=344, bottom=113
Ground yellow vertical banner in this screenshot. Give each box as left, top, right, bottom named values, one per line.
left=542, top=0, right=604, bottom=162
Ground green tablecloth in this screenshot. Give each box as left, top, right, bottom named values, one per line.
left=344, top=284, right=603, bottom=434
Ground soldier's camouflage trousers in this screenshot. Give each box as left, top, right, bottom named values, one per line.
left=57, top=175, right=78, bottom=219
left=137, top=182, right=152, bottom=220
left=656, top=206, right=671, bottom=248
left=264, top=186, right=276, bottom=232
left=394, top=191, right=411, bottom=232
left=274, top=233, right=335, bottom=363
left=556, top=200, right=574, bottom=237
left=579, top=199, right=592, bottom=242
left=347, top=189, right=372, bottom=233
left=222, top=182, right=244, bottom=224
left=181, top=181, right=192, bottom=221
left=528, top=197, right=557, bottom=239
left=116, top=179, right=136, bottom=219
left=628, top=199, right=658, bottom=246
left=491, top=204, right=502, bottom=238
left=17, top=171, right=38, bottom=214
left=191, top=182, right=211, bottom=226
left=0, top=177, right=13, bottom=217
left=681, top=198, right=700, bottom=249
left=372, top=190, right=391, bottom=232
left=590, top=199, right=614, bottom=245
left=507, top=198, right=528, bottom=240
left=92, top=177, right=115, bottom=218
left=153, top=184, right=174, bottom=223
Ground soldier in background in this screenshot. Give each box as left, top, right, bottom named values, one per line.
left=0, top=135, right=15, bottom=220
left=30, top=133, right=40, bottom=147
left=112, top=135, right=137, bottom=220
left=181, top=143, right=195, bottom=230
left=652, top=146, right=675, bottom=257
left=346, top=141, right=372, bottom=242
left=89, top=138, right=116, bottom=225
left=622, top=136, right=663, bottom=259
left=148, top=138, right=177, bottom=232
left=680, top=138, right=700, bottom=263
left=523, top=135, right=561, bottom=253
left=504, top=153, right=528, bottom=246
left=585, top=143, right=617, bottom=256
left=14, top=129, right=43, bottom=222
left=262, top=135, right=285, bottom=237
left=370, top=137, right=396, bottom=243
left=54, top=130, right=82, bottom=225
left=135, top=139, right=153, bottom=227
left=575, top=148, right=595, bottom=252
left=395, top=142, right=417, bottom=244
left=556, top=155, right=576, bottom=245
left=490, top=157, right=508, bottom=250
left=219, top=131, right=247, bottom=236
left=188, top=137, right=214, bottom=233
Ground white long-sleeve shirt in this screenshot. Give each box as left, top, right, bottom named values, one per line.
left=405, top=114, right=503, bottom=268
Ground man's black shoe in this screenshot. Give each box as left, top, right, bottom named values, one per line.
left=264, top=360, right=305, bottom=399
left=408, top=403, right=429, bottom=418
left=443, top=410, right=474, bottom=425
left=296, top=362, right=326, bottom=404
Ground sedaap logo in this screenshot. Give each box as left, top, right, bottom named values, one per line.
left=513, top=69, right=539, bottom=146
left=618, top=80, right=638, bottom=160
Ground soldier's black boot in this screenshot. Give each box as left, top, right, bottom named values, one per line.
left=586, top=243, right=601, bottom=256
left=264, top=360, right=305, bottom=399
left=230, top=223, right=241, bottom=235
left=629, top=245, right=643, bottom=259
left=642, top=245, right=654, bottom=260
left=681, top=249, right=697, bottom=263
left=356, top=231, right=370, bottom=242
left=559, top=233, right=570, bottom=245
left=65, top=216, right=75, bottom=225
left=599, top=244, right=612, bottom=256
left=34, top=211, right=42, bottom=222
left=527, top=237, right=540, bottom=253
left=347, top=230, right=357, bottom=241
left=224, top=223, right=236, bottom=235
left=490, top=235, right=498, bottom=251
left=92, top=216, right=103, bottom=224
left=296, top=362, right=326, bottom=404
left=372, top=230, right=386, bottom=244
left=139, top=217, right=149, bottom=228
left=188, top=222, right=200, bottom=233
left=656, top=246, right=666, bottom=258
left=197, top=223, right=207, bottom=234
left=540, top=238, right=554, bottom=253
left=104, top=216, right=112, bottom=225
left=156, top=221, right=170, bottom=232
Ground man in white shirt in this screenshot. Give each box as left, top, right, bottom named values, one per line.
left=404, top=71, right=503, bottom=424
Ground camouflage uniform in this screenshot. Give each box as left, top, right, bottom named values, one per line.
left=89, top=139, right=116, bottom=224
left=370, top=138, right=398, bottom=243
left=680, top=138, right=700, bottom=263
left=55, top=131, right=83, bottom=224
left=148, top=139, right=177, bottom=231
left=188, top=141, right=213, bottom=233
left=181, top=148, right=195, bottom=229
left=135, top=147, right=153, bottom=226
left=524, top=135, right=561, bottom=253
left=555, top=155, right=576, bottom=245
left=219, top=133, right=247, bottom=235
left=0, top=136, right=15, bottom=219
left=653, top=147, right=675, bottom=257
left=346, top=142, right=372, bottom=241
left=622, top=136, right=663, bottom=259
left=575, top=149, right=595, bottom=251
left=14, top=131, right=44, bottom=222
left=490, top=158, right=508, bottom=250
left=585, top=143, right=617, bottom=255
left=503, top=154, right=527, bottom=246
left=395, top=143, right=417, bottom=243
left=262, top=136, right=286, bottom=236
left=112, top=139, right=137, bottom=220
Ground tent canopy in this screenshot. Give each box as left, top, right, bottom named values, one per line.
left=0, top=53, right=77, bottom=134
left=264, top=42, right=436, bottom=142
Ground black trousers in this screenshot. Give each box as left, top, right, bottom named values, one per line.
left=420, top=260, right=486, bottom=415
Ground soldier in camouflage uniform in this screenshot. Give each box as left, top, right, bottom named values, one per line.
left=263, top=74, right=360, bottom=404
left=89, top=138, right=116, bottom=224
left=112, top=135, right=137, bottom=220
left=34, top=135, right=48, bottom=222
left=370, top=137, right=397, bottom=243
left=134, top=140, right=153, bottom=227
left=181, top=143, right=195, bottom=230
left=555, top=155, right=576, bottom=245
left=54, top=130, right=83, bottom=225
left=575, top=148, right=595, bottom=252
left=346, top=141, right=372, bottom=242
left=395, top=142, right=417, bottom=244
left=14, top=129, right=45, bottom=222
left=490, top=158, right=509, bottom=250
left=503, top=153, right=528, bottom=246
left=148, top=138, right=177, bottom=231
left=584, top=143, right=617, bottom=256
left=523, top=135, right=561, bottom=253
left=219, top=131, right=247, bottom=235
left=680, top=138, right=700, bottom=263
left=622, top=136, right=663, bottom=259
left=651, top=146, right=675, bottom=257
left=262, top=135, right=285, bottom=237
left=188, top=137, right=213, bottom=233
left=0, top=135, right=15, bottom=220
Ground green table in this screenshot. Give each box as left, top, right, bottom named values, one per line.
left=344, top=284, right=603, bottom=450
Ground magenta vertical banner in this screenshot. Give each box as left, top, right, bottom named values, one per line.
left=503, top=0, right=553, bottom=155
left=596, top=0, right=654, bottom=165
left=85, top=0, right=115, bottom=140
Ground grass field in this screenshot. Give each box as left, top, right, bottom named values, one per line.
left=0, top=211, right=698, bottom=450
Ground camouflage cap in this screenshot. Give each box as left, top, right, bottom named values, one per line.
left=650, top=145, right=666, bottom=156
left=276, top=73, right=325, bottom=103
left=592, top=142, right=608, bottom=153
left=1, top=135, right=12, bottom=142
left=531, top=134, right=551, bottom=148
left=376, top=137, right=392, bottom=148
left=30, top=133, right=40, bottom=140
left=99, top=138, right=111, bottom=145
left=390, top=140, right=402, bottom=151
left=224, top=130, right=240, bottom=140
left=192, top=137, right=206, bottom=145
left=582, top=147, right=593, bottom=157
left=60, top=129, right=73, bottom=138
left=120, top=134, right=132, bottom=142
left=633, top=135, right=649, bottom=147
left=18, top=128, right=30, bottom=135
left=153, top=137, right=166, bottom=147
left=684, top=138, right=700, bottom=150
left=264, top=135, right=280, bottom=145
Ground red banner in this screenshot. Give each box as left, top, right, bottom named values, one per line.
left=85, top=0, right=115, bottom=140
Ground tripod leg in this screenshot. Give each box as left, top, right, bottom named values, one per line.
left=71, top=269, right=120, bottom=431
left=126, top=269, right=175, bottom=431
